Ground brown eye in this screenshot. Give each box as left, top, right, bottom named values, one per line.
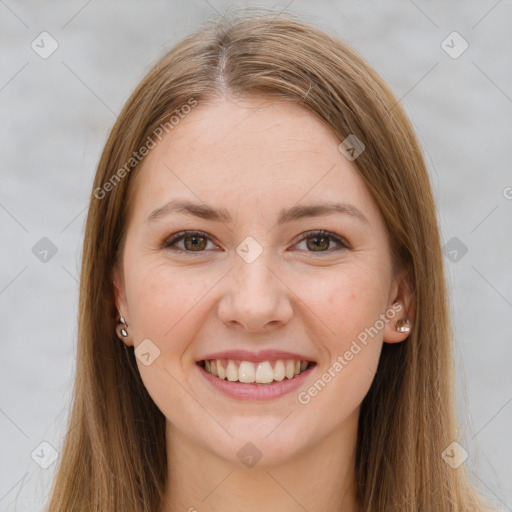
left=306, top=234, right=330, bottom=251
left=163, top=230, right=215, bottom=253
left=163, top=229, right=350, bottom=256
left=183, top=234, right=207, bottom=251
left=295, top=230, right=350, bottom=254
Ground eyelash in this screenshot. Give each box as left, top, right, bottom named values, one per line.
left=162, top=230, right=351, bottom=255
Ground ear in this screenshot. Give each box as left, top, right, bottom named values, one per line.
left=112, top=266, right=134, bottom=347
left=383, top=264, right=415, bottom=344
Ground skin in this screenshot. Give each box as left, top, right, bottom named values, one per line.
left=113, top=96, right=414, bottom=512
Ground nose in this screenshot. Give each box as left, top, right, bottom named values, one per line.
left=217, top=253, right=293, bottom=333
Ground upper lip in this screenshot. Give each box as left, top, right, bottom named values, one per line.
left=197, top=349, right=316, bottom=363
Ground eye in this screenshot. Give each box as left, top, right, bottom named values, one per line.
left=162, top=230, right=218, bottom=254
left=293, top=230, right=351, bottom=254
left=162, top=229, right=350, bottom=255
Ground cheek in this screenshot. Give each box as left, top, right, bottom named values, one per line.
left=123, top=265, right=215, bottom=421
left=124, top=261, right=211, bottom=351
left=296, top=269, right=386, bottom=419
left=301, top=262, right=390, bottom=346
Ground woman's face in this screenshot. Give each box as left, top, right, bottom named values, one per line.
left=114, top=96, right=411, bottom=466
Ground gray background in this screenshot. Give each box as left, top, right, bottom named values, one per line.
left=1, top=1, right=511, bottom=510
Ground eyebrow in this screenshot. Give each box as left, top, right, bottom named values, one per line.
left=145, top=199, right=369, bottom=226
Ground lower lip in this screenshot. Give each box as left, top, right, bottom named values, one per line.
left=197, top=362, right=316, bottom=401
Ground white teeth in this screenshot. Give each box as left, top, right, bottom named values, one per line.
left=273, top=360, right=285, bottom=381
left=216, top=359, right=226, bottom=379
left=239, top=361, right=255, bottom=383
left=285, top=360, right=295, bottom=379
left=226, top=360, right=238, bottom=381
left=203, top=358, right=311, bottom=383
left=256, top=361, right=274, bottom=383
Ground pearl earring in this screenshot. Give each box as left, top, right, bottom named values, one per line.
left=395, top=318, right=411, bottom=333
left=116, top=315, right=129, bottom=338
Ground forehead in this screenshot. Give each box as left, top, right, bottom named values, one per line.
left=129, top=96, right=382, bottom=225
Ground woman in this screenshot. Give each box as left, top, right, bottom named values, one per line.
left=46, top=9, right=494, bottom=512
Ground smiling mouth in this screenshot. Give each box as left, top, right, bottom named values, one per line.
left=198, top=358, right=316, bottom=385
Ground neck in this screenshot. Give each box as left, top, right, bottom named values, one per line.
left=160, top=410, right=361, bottom=512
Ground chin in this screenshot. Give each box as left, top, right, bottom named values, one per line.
left=202, top=415, right=318, bottom=467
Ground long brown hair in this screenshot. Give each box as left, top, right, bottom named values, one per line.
left=46, top=7, right=493, bottom=511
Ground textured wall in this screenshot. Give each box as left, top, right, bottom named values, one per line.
left=1, top=1, right=511, bottom=510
